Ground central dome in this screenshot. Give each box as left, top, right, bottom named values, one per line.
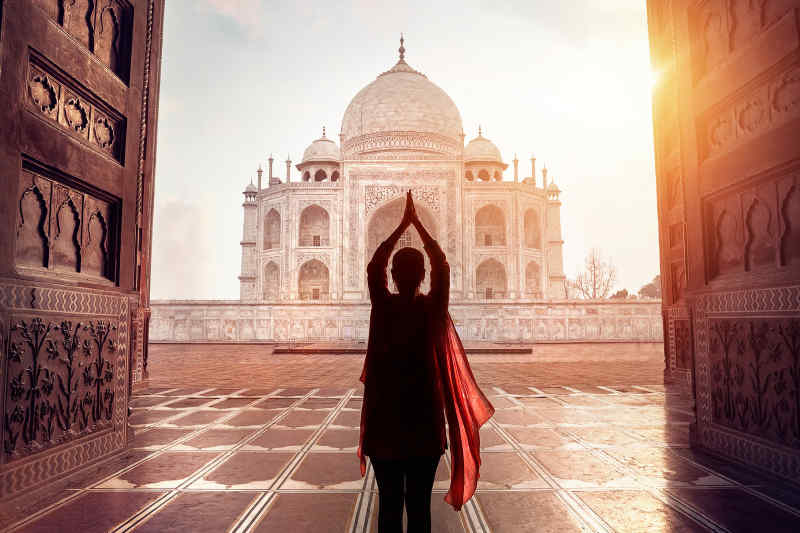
left=340, top=40, right=463, bottom=157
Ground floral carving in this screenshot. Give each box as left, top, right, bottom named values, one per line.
left=708, top=317, right=800, bottom=449
left=772, top=68, right=800, bottom=113
left=94, top=116, right=115, bottom=149
left=27, top=55, right=124, bottom=163
left=64, top=97, right=89, bottom=133
left=29, top=75, right=57, bottom=115
left=709, top=116, right=733, bottom=150
left=738, top=99, right=765, bottom=133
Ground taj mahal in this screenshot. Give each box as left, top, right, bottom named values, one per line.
left=239, top=38, right=566, bottom=305
left=149, top=39, right=662, bottom=343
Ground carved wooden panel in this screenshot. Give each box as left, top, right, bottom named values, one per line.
left=15, top=165, right=119, bottom=283
left=32, top=0, right=133, bottom=82
left=27, top=53, right=126, bottom=163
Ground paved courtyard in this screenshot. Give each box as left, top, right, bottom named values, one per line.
left=2, top=345, right=800, bottom=532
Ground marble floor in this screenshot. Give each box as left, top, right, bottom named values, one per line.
left=3, top=384, right=800, bottom=532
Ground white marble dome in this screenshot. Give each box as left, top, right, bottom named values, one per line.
left=340, top=55, right=463, bottom=146
left=464, top=133, right=503, bottom=163
left=302, top=132, right=341, bottom=163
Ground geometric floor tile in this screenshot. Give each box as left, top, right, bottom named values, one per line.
left=531, top=450, right=630, bottom=488
left=19, top=492, right=162, bottom=533
left=477, top=453, right=548, bottom=490
left=577, top=490, right=703, bottom=533
left=476, top=492, right=585, bottom=532
left=190, top=452, right=295, bottom=489
left=285, top=453, right=362, bottom=489
left=95, top=452, right=219, bottom=489
left=9, top=380, right=800, bottom=533
left=134, top=492, right=259, bottom=533
left=244, top=428, right=316, bottom=450
left=668, top=488, right=800, bottom=532
left=252, top=493, right=358, bottom=532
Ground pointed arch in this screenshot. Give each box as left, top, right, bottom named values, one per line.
left=478, top=169, right=490, bottom=181
left=53, top=196, right=82, bottom=272
left=465, top=170, right=474, bottom=181
left=298, top=259, right=329, bottom=300
left=331, top=170, right=340, bottom=182
left=314, top=169, right=327, bottom=181
left=475, top=204, right=506, bottom=246
left=263, top=261, right=280, bottom=300
left=367, top=196, right=438, bottom=293
left=744, top=198, right=775, bottom=270
left=16, top=184, right=50, bottom=268
left=523, top=208, right=542, bottom=248
left=84, top=210, right=109, bottom=278
left=781, top=185, right=800, bottom=265
left=302, top=171, right=311, bottom=182
left=264, top=208, right=281, bottom=249
left=299, top=205, right=330, bottom=246
left=476, top=258, right=507, bottom=299
left=525, top=261, right=542, bottom=297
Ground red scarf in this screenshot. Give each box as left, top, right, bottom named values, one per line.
left=358, top=312, right=494, bottom=511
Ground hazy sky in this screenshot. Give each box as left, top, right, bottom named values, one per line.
left=151, top=0, right=659, bottom=300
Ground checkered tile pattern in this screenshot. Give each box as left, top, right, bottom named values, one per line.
left=4, top=385, right=800, bottom=532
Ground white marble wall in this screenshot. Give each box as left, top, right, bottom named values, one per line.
left=150, top=300, right=664, bottom=343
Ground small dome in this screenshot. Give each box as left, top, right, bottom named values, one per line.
left=464, top=133, right=502, bottom=164
left=547, top=182, right=561, bottom=192
left=244, top=182, right=258, bottom=193
left=301, top=130, right=341, bottom=163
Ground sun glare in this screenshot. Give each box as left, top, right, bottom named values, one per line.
left=649, top=69, right=661, bottom=89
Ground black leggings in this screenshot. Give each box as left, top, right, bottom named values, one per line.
left=371, top=455, right=441, bottom=533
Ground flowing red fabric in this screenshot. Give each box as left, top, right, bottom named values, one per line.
left=358, top=312, right=494, bottom=511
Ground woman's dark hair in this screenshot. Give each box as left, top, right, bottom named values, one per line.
left=392, top=247, right=425, bottom=289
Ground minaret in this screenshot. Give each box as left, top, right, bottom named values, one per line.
left=238, top=181, right=258, bottom=301
left=285, top=155, right=291, bottom=182
left=530, top=156, right=536, bottom=187
left=267, top=154, right=274, bottom=185
left=513, top=154, right=519, bottom=182
left=542, top=164, right=548, bottom=190
left=545, top=174, right=565, bottom=298
left=256, top=165, right=263, bottom=191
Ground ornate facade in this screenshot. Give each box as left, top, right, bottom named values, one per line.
left=238, top=40, right=566, bottom=305
left=647, top=0, right=800, bottom=486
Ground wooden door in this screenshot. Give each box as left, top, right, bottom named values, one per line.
left=0, top=0, right=164, bottom=498
left=648, top=0, right=800, bottom=482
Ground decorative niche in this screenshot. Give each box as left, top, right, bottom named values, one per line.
left=15, top=158, right=121, bottom=285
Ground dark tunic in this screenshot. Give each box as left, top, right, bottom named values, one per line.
left=360, top=239, right=449, bottom=460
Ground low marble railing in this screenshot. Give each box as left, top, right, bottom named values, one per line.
left=149, top=300, right=663, bottom=343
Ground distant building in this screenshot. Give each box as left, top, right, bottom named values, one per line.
left=239, top=38, right=566, bottom=304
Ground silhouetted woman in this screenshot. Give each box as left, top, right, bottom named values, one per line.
left=358, top=191, right=494, bottom=533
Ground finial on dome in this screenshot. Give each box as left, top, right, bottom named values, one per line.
left=478, top=124, right=482, bottom=137
left=322, top=126, right=326, bottom=138
left=399, top=33, right=405, bottom=61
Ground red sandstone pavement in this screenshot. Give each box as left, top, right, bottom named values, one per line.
left=144, top=342, right=666, bottom=389
left=4, top=343, right=800, bottom=532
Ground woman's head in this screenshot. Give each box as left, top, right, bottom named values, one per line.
left=391, top=247, right=425, bottom=294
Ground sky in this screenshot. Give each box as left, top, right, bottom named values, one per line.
left=151, top=0, right=660, bottom=300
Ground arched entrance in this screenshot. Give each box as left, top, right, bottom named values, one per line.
left=366, top=196, right=438, bottom=294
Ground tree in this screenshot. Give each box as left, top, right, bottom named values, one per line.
left=638, top=274, right=662, bottom=299
left=562, top=278, right=577, bottom=299
left=610, top=288, right=629, bottom=299
left=574, top=248, right=617, bottom=299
